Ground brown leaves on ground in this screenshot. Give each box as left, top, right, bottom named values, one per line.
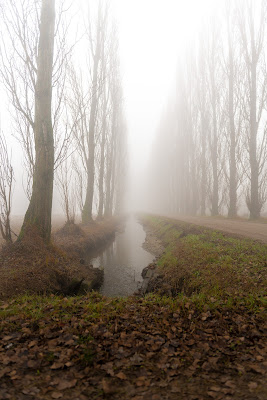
left=0, top=294, right=266, bottom=399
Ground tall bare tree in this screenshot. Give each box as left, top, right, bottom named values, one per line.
left=238, top=0, right=267, bottom=218
left=20, top=0, right=56, bottom=241
left=207, top=20, right=222, bottom=216
left=0, top=134, right=14, bottom=243
left=0, top=0, right=72, bottom=200
left=82, top=1, right=108, bottom=223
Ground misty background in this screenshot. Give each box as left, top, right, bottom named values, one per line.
left=1, top=0, right=266, bottom=220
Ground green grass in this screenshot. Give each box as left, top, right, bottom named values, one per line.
left=0, top=291, right=266, bottom=337
left=0, top=215, right=266, bottom=325
left=142, top=215, right=267, bottom=300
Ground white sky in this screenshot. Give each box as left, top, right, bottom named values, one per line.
left=110, top=0, right=216, bottom=209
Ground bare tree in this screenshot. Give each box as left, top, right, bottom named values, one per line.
left=82, top=1, right=109, bottom=223
left=238, top=0, right=267, bottom=218
left=56, top=158, right=76, bottom=224
left=0, top=0, right=73, bottom=199
left=0, top=134, right=14, bottom=243
left=97, top=82, right=110, bottom=219
left=206, top=19, right=223, bottom=216
left=20, top=0, right=56, bottom=241
left=224, top=1, right=238, bottom=217
left=196, top=36, right=209, bottom=216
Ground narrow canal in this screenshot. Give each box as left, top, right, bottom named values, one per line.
left=86, top=215, right=154, bottom=296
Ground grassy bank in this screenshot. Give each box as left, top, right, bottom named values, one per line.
left=0, top=218, right=121, bottom=300
left=141, top=215, right=267, bottom=303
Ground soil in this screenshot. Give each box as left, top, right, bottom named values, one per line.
left=165, top=215, right=267, bottom=243
left=141, top=223, right=165, bottom=257
left=139, top=222, right=164, bottom=295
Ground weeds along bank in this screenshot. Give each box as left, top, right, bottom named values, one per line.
left=0, top=218, right=122, bottom=300
left=141, top=215, right=267, bottom=300
left=53, top=217, right=122, bottom=259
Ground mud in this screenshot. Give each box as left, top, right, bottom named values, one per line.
left=141, top=222, right=165, bottom=256
left=138, top=221, right=165, bottom=295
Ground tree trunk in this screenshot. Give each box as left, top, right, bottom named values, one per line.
left=97, top=94, right=107, bottom=219
left=104, top=133, right=114, bottom=217
left=211, top=102, right=219, bottom=216
left=228, top=31, right=237, bottom=218
left=82, top=5, right=102, bottom=223
left=20, top=0, right=55, bottom=243
left=200, top=115, right=207, bottom=215
left=210, top=55, right=219, bottom=216
left=249, top=54, right=260, bottom=219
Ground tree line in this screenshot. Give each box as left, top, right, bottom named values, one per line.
left=0, top=0, right=126, bottom=243
left=150, top=0, right=267, bottom=219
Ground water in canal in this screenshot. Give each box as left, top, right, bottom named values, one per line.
left=86, top=215, right=154, bottom=296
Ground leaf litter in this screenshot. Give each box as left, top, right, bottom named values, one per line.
left=0, top=293, right=266, bottom=399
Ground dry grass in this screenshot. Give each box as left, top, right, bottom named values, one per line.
left=53, top=217, right=122, bottom=258
left=0, top=217, right=121, bottom=300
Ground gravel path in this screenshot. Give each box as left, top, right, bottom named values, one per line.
left=166, top=215, right=267, bottom=244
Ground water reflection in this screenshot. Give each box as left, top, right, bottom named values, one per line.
left=87, top=215, right=154, bottom=296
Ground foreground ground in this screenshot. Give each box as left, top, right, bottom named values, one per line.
left=0, top=215, right=266, bottom=399
left=0, top=293, right=266, bottom=400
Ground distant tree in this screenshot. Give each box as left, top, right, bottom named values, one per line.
left=0, top=134, right=14, bottom=243
left=224, top=2, right=238, bottom=217
left=238, top=0, right=267, bottom=218
left=196, top=37, right=209, bottom=216
left=206, top=19, right=223, bottom=216
left=56, top=158, right=76, bottom=224
left=69, top=3, right=126, bottom=221
left=82, top=1, right=108, bottom=223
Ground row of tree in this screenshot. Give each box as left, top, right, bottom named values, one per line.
left=150, top=0, right=267, bottom=219
left=0, top=0, right=126, bottom=243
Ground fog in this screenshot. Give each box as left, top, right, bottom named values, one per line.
left=1, top=3, right=266, bottom=396
left=0, top=0, right=266, bottom=226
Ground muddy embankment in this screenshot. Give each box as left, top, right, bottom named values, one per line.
left=53, top=218, right=122, bottom=258
left=139, top=218, right=165, bottom=295
left=52, top=217, right=123, bottom=294
left=0, top=218, right=122, bottom=300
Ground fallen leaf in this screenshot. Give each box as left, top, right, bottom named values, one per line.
left=50, top=362, right=64, bottom=370
left=248, top=382, right=258, bottom=390
left=57, top=379, right=77, bottom=391
left=210, top=386, right=221, bottom=392
left=102, top=378, right=116, bottom=394
left=51, top=392, right=63, bottom=399
left=116, top=372, right=127, bottom=380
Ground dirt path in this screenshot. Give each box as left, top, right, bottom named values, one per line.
left=165, top=215, right=267, bottom=243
